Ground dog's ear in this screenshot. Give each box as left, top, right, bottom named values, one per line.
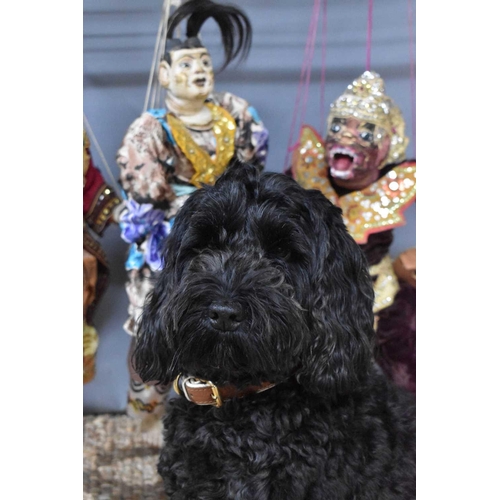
left=132, top=267, right=178, bottom=385
left=296, top=190, right=375, bottom=397
left=132, top=193, right=203, bottom=385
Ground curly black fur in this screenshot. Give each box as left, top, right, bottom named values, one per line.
left=134, top=160, right=416, bottom=499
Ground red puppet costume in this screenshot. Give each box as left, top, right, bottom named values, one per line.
left=83, top=129, right=121, bottom=384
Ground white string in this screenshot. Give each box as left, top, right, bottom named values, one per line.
left=151, top=14, right=166, bottom=109
left=144, top=13, right=165, bottom=113
left=143, top=0, right=173, bottom=113
left=83, top=112, right=124, bottom=199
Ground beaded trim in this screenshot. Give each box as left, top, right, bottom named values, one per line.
left=370, top=254, right=400, bottom=313
left=167, top=103, right=236, bottom=187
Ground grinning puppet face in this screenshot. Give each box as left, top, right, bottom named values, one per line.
left=324, top=116, right=390, bottom=191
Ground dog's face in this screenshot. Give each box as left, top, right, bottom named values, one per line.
left=134, top=162, right=375, bottom=396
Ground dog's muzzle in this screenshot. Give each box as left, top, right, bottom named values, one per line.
left=174, top=374, right=277, bottom=408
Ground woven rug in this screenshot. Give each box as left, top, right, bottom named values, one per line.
left=83, top=414, right=168, bottom=499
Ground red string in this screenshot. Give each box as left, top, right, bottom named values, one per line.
left=284, top=0, right=321, bottom=171
left=319, top=0, right=328, bottom=136
left=284, top=5, right=315, bottom=157
left=298, top=0, right=321, bottom=133
left=366, top=0, right=374, bottom=71
left=407, top=0, right=416, bottom=153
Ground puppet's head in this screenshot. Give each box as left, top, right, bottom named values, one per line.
left=325, top=71, right=408, bottom=190
left=158, top=0, right=252, bottom=102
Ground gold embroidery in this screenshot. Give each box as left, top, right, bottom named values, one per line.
left=127, top=397, right=161, bottom=414
left=291, top=125, right=416, bottom=244
left=167, top=103, right=236, bottom=188
left=83, top=322, right=99, bottom=358
left=83, top=129, right=90, bottom=177
left=370, top=255, right=400, bottom=313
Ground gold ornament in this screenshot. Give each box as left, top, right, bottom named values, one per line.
left=327, top=71, right=409, bottom=167
left=83, top=129, right=91, bottom=177
left=167, top=103, right=236, bottom=187
left=370, top=254, right=400, bottom=313
left=83, top=322, right=99, bottom=384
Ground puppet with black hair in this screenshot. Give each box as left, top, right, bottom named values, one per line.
left=115, top=0, right=269, bottom=425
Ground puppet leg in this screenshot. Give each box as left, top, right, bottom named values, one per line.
left=83, top=249, right=99, bottom=384
left=123, top=267, right=171, bottom=428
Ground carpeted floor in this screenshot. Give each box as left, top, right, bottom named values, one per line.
left=83, top=414, right=168, bottom=499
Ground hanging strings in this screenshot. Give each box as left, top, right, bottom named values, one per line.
left=366, top=0, right=416, bottom=153
left=365, top=0, right=374, bottom=71
left=407, top=0, right=416, bottom=154
left=143, top=0, right=175, bottom=113
left=319, top=0, right=328, bottom=136
left=145, top=11, right=167, bottom=112
left=297, top=0, right=321, bottom=138
left=283, top=0, right=325, bottom=171
left=83, top=112, right=124, bottom=198
left=83, top=2, right=181, bottom=199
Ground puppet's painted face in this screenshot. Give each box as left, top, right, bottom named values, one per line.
left=325, top=116, right=390, bottom=190
left=167, top=48, right=215, bottom=100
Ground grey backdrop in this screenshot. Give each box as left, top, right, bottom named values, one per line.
left=83, top=0, right=416, bottom=414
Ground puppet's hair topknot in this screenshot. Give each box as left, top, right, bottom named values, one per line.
left=165, top=0, right=252, bottom=71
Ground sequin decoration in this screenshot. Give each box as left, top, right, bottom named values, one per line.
left=291, top=125, right=416, bottom=244
left=327, top=71, right=409, bottom=168
left=370, top=254, right=400, bottom=313
left=167, top=103, right=236, bottom=188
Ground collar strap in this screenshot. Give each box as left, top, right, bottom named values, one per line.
left=173, top=374, right=276, bottom=408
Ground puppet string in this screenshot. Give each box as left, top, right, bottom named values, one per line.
left=319, top=0, right=327, bottom=136
left=407, top=0, right=416, bottom=153
left=284, top=0, right=321, bottom=171
left=144, top=0, right=172, bottom=113
left=298, top=0, right=321, bottom=137
left=366, top=0, right=373, bottom=71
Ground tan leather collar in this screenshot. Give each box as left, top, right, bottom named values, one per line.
left=173, top=374, right=276, bottom=408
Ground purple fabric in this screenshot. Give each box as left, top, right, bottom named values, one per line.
left=120, top=200, right=166, bottom=244
left=374, top=280, right=416, bottom=393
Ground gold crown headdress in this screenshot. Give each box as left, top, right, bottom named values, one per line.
left=327, top=71, right=408, bottom=166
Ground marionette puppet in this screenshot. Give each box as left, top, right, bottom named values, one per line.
left=290, top=71, right=416, bottom=393
left=115, top=0, right=269, bottom=424
left=83, top=129, right=122, bottom=384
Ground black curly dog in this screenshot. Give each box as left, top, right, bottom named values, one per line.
left=134, top=161, right=416, bottom=499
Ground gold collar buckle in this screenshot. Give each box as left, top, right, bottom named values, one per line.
left=173, top=374, right=223, bottom=408
left=204, top=379, right=223, bottom=408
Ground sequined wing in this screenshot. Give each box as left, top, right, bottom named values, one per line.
left=290, top=125, right=338, bottom=205
left=339, top=160, right=416, bottom=244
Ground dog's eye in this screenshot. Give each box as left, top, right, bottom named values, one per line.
left=269, top=241, right=291, bottom=260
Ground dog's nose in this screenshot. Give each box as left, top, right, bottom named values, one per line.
left=208, top=301, right=244, bottom=331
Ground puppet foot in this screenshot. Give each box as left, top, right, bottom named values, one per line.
left=126, top=379, right=170, bottom=431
